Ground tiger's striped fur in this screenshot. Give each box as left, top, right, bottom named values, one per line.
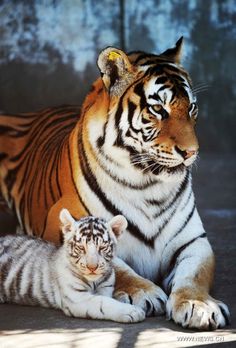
left=0, top=38, right=229, bottom=329
left=0, top=209, right=145, bottom=322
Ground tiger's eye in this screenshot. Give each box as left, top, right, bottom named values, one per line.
left=149, top=104, right=169, bottom=120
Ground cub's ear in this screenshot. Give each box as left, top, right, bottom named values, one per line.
left=159, top=36, right=183, bottom=64
left=59, top=208, right=76, bottom=235
left=108, top=215, right=128, bottom=240
left=97, top=47, right=136, bottom=96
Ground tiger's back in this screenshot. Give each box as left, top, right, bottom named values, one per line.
left=0, top=106, right=80, bottom=236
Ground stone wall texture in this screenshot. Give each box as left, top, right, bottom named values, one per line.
left=0, top=0, right=235, bottom=152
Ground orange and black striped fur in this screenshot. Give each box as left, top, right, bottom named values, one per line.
left=0, top=38, right=230, bottom=329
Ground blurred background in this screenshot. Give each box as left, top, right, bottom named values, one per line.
left=0, top=0, right=235, bottom=152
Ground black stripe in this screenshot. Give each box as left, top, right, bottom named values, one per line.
left=166, top=203, right=196, bottom=248
left=133, top=82, right=146, bottom=110
left=67, top=143, right=90, bottom=215
left=0, top=152, right=7, bottom=162
left=165, top=232, right=207, bottom=281
left=181, top=189, right=193, bottom=211
left=100, top=301, right=105, bottom=315
left=4, top=167, right=17, bottom=193
left=97, top=269, right=113, bottom=285
left=132, top=52, right=157, bottom=64
left=0, top=258, right=12, bottom=302
left=0, top=125, right=29, bottom=137
left=168, top=232, right=207, bottom=273
left=39, top=266, right=52, bottom=307
left=78, top=132, right=155, bottom=248
left=115, top=96, right=125, bottom=129
left=96, top=121, right=107, bottom=148
left=127, top=100, right=139, bottom=132
left=155, top=76, right=168, bottom=84
left=153, top=171, right=189, bottom=219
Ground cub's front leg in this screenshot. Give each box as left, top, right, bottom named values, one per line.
left=164, top=236, right=230, bottom=330
left=62, top=293, right=145, bottom=323
left=113, top=258, right=167, bottom=316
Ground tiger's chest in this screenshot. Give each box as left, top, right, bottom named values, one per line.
left=79, top=166, right=189, bottom=282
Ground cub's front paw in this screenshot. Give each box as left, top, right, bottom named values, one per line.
left=117, top=304, right=145, bottom=323
left=114, top=278, right=167, bottom=317
left=167, top=291, right=230, bottom=330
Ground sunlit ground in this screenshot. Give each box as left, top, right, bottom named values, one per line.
left=0, top=325, right=236, bottom=348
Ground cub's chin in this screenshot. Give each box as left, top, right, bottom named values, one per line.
left=84, top=273, right=103, bottom=282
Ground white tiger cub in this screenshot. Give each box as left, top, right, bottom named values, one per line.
left=0, top=209, right=145, bottom=323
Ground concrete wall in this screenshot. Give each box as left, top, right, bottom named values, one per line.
left=0, top=0, right=235, bottom=152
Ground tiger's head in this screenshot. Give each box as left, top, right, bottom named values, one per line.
left=59, top=209, right=127, bottom=281
left=96, top=37, right=198, bottom=175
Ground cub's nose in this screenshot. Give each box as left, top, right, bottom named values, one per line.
left=87, top=264, right=98, bottom=272
left=175, top=146, right=198, bottom=159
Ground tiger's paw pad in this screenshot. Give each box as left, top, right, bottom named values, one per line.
left=166, top=295, right=230, bottom=330
left=114, top=284, right=167, bottom=317
left=117, top=305, right=146, bottom=323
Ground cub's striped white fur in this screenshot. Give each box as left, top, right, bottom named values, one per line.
left=0, top=209, right=145, bottom=323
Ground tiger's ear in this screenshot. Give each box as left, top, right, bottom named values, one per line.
left=59, top=208, right=76, bottom=235
left=108, top=215, right=128, bottom=240
left=159, top=37, right=183, bottom=64
left=97, top=47, right=136, bottom=96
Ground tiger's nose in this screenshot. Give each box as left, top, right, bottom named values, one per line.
left=87, top=264, right=98, bottom=272
left=175, top=146, right=198, bottom=159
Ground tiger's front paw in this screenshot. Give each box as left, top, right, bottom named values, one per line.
left=167, top=291, right=230, bottom=330
left=114, top=278, right=167, bottom=317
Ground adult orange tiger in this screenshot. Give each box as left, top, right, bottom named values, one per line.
left=0, top=38, right=230, bottom=329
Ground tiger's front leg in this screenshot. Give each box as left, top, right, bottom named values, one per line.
left=165, top=237, right=230, bottom=330
left=113, top=257, right=167, bottom=316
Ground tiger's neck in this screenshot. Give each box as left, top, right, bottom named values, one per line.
left=66, top=81, right=188, bottom=250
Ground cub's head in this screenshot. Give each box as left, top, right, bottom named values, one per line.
left=59, top=209, right=127, bottom=281
left=97, top=37, right=199, bottom=175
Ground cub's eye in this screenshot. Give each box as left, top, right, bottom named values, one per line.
left=148, top=105, right=168, bottom=120
left=189, top=102, right=198, bottom=119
